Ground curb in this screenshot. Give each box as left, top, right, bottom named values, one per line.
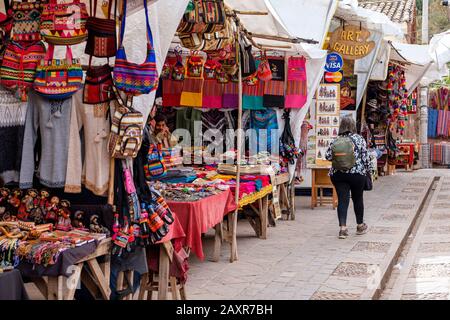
left=359, top=177, right=436, bottom=300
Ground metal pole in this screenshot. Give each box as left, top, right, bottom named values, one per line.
left=422, top=0, right=429, bottom=44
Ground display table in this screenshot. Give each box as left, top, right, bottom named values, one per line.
left=310, top=166, right=337, bottom=209
left=25, top=238, right=112, bottom=300
left=274, top=172, right=295, bottom=220
left=0, top=269, right=29, bottom=300
left=166, top=189, right=237, bottom=261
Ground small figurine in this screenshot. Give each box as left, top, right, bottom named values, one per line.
left=72, top=210, right=88, bottom=230
left=45, top=196, right=60, bottom=224
left=8, top=189, right=22, bottom=216
left=17, top=189, right=37, bottom=221
left=0, top=187, right=10, bottom=216
left=56, top=199, right=72, bottom=231
left=39, top=189, right=50, bottom=212
left=89, top=214, right=110, bottom=236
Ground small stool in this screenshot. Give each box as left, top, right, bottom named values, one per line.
left=311, top=168, right=338, bottom=209
left=138, top=272, right=186, bottom=300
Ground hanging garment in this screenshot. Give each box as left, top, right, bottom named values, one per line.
left=162, top=55, right=184, bottom=107
left=176, top=107, right=203, bottom=140
left=222, top=76, right=238, bottom=109
left=285, top=56, right=307, bottom=109
left=64, top=91, right=111, bottom=196
left=202, top=60, right=223, bottom=108
left=0, top=86, right=26, bottom=184
left=180, top=54, right=204, bottom=107
left=202, top=109, right=225, bottom=150
left=243, top=80, right=265, bottom=110
left=428, top=107, right=438, bottom=138
left=19, top=91, right=72, bottom=189
left=263, top=57, right=285, bottom=108
left=249, top=109, right=278, bottom=153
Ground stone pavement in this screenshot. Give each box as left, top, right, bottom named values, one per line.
left=186, top=170, right=449, bottom=300
left=382, top=174, right=450, bottom=300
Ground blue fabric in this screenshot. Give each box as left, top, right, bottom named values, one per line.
left=428, top=108, right=438, bottom=138
left=249, top=109, right=279, bottom=153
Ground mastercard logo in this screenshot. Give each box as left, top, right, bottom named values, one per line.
left=324, top=72, right=343, bottom=83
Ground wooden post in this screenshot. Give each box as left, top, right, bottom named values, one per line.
left=360, top=90, right=368, bottom=132
left=158, top=244, right=170, bottom=300
left=108, top=158, right=115, bottom=205
left=230, top=28, right=243, bottom=263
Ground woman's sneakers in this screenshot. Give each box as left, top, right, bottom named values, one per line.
left=356, top=223, right=368, bottom=235
left=338, top=229, right=349, bottom=239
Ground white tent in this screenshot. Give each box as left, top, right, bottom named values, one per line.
left=429, top=30, right=450, bottom=71
left=390, top=42, right=433, bottom=93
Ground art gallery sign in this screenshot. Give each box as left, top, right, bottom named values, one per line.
left=329, top=25, right=375, bottom=60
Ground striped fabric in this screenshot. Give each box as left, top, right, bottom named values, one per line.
left=222, top=80, right=238, bottom=109
left=285, top=56, right=307, bottom=109
left=180, top=77, right=204, bottom=107
left=263, top=80, right=285, bottom=108
left=162, top=79, right=183, bottom=107
left=0, top=41, right=46, bottom=99
left=11, top=1, right=42, bottom=42
left=203, top=79, right=223, bottom=108
left=243, top=81, right=264, bottom=110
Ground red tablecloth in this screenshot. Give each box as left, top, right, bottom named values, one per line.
left=166, top=189, right=237, bottom=260
left=156, top=211, right=186, bottom=244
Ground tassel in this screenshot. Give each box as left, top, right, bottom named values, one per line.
left=46, top=120, right=53, bottom=129
left=100, top=129, right=108, bottom=139
left=94, top=134, right=101, bottom=143
left=53, top=110, right=62, bottom=118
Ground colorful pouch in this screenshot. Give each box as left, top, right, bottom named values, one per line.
left=263, top=57, right=285, bottom=108
left=285, top=56, right=307, bottom=109
left=180, top=54, right=204, bottom=107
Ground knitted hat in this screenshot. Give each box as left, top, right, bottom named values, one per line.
left=367, top=99, right=378, bottom=110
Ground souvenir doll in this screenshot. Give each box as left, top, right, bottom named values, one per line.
left=72, top=210, right=88, bottom=230
left=8, top=189, right=22, bottom=216
left=17, top=189, right=37, bottom=221
left=0, top=187, right=10, bottom=216
left=45, top=196, right=60, bottom=224
left=56, top=199, right=72, bottom=231
left=89, top=214, right=110, bottom=236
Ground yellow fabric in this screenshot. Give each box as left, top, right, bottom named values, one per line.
left=211, top=174, right=235, bottom=181
left=180, top=92, right=203, bottom=108
left=238, top=185, right=273, bottom=208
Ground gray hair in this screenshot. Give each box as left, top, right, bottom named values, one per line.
left=338, top=115, right=357, bottom=135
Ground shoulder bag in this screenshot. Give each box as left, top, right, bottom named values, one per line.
left=85, top=0, right=117, bottom=58
left=10, top=0, right=42, bottom=42
left=40, top=0, right=88, bottom=45
left=33, top=44, right=83, bottom=99
left=113, top=0, right=158, bottom=96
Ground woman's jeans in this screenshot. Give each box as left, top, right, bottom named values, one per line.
left=330, top=172, right=366, bottom=227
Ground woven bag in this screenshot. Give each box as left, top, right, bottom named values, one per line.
left=85, top=0, right=117, bottom=58
left=40, top=0, right=88, bottom=45
left=10, top=0, right=42, bottom=42
left=113, top=0, right=158, bottom=96
left=33, top=45, right=83, bottom=100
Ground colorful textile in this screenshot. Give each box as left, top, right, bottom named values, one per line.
left=249, top=109, right=279, bottom=153
left=285, top=56, right=307, bottom=109
left=428, top=107, right=438, bottom=138
left=222, top=79, right=238, bottom=109
left=263, top=57, right=285, bottom=108
left=11, top=1, right=41, bottom=42
left=202, top=78, right=223, bottom=108
left=243, top=80, right=264, bottom=110
left=162, top=79, right=183, bottom=107
left=180, top=77, right=203, bottom=107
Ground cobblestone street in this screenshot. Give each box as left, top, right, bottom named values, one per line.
left=187, top=170, right=450, bottom=300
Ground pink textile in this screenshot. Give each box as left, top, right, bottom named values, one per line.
left=166, top=189, right=237, bottom=260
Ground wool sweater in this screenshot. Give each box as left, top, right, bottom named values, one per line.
left=19, top=91, right=72, bottom=189
left=0, top=86, right=27, bottom=184
left=64, top=92, right=110, bottom=196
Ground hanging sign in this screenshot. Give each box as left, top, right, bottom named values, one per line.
left=325, top=52, right=343, bottom=73
left=329, top=25, right=375, bottom=60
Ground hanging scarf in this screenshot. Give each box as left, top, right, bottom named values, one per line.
left=180, top=54, right=204, bottom=107
left=263, top=57, right=285, bottom=108
left=222, top=74, right=238, bottom=109
left=249, top=109, right=278, bottom=153
left=285, top=56, right=307, bottom=109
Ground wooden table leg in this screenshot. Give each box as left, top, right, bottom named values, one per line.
left=87, top=258, right=112, bottom=300
left=211, top=221, right=223, bottom=262
left=311, top=169, right=316, bottom=209
left=65, top=263, right=82, bottom=300
left=290, top=180, right=296, bottom=220
left=158, top=244, right=170, bottom=300
left=138, top=273, right=149, bottom=300
left=260, top=195, right=268, bottom=240
left=32, top=277, right=48, bottom=299
left=170, top=276, right=179, bottom=300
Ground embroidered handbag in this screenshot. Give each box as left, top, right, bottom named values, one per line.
left=108, top=85, right=144, bottom=158
left=113, top=0, right=158, bottom=96
left=83, top=63, right=113, bottom=104
left=33, top=45, right=83, bottom=100
left=0, top=40, right=46, bottom=101
left=285, top=56, right=307, bottom=109
left=85, top=0, right=117, bottom=58
left=177, top=0, right=226, bottom=34
left=10, top=0, right=42, bottom=42
left=144, top=143, right=167, bottom=179
left=257, top=53, right=272, bottom=81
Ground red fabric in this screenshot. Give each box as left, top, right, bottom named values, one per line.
left=166, top=189, right=237, bottom=260
left=156, top=211, right=186, bottom=244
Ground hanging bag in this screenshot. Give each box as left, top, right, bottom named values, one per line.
left=0, top=40, right=46, bottom=101
left=10, top=0, right=42, bottom=42
left=40, top=0, right=88, bottom=45
left=83, top=63, right=113, bottom=104
left=279, top=110, right=299, bottom=165
left=144, top=143, right=167, bottom=179
left=33, top=44, right=83, bottom=99
left=113, top=0, right=158, bottom=96
left=85, top=0, right=117, bottom=58
left=108, top=85, right=144, bottom=158
left=285, top=56, right=307, bottom=109
left=257, top=52, right=272, bottom=81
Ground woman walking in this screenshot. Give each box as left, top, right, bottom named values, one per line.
left=325, top=116, right=374, bottom=239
